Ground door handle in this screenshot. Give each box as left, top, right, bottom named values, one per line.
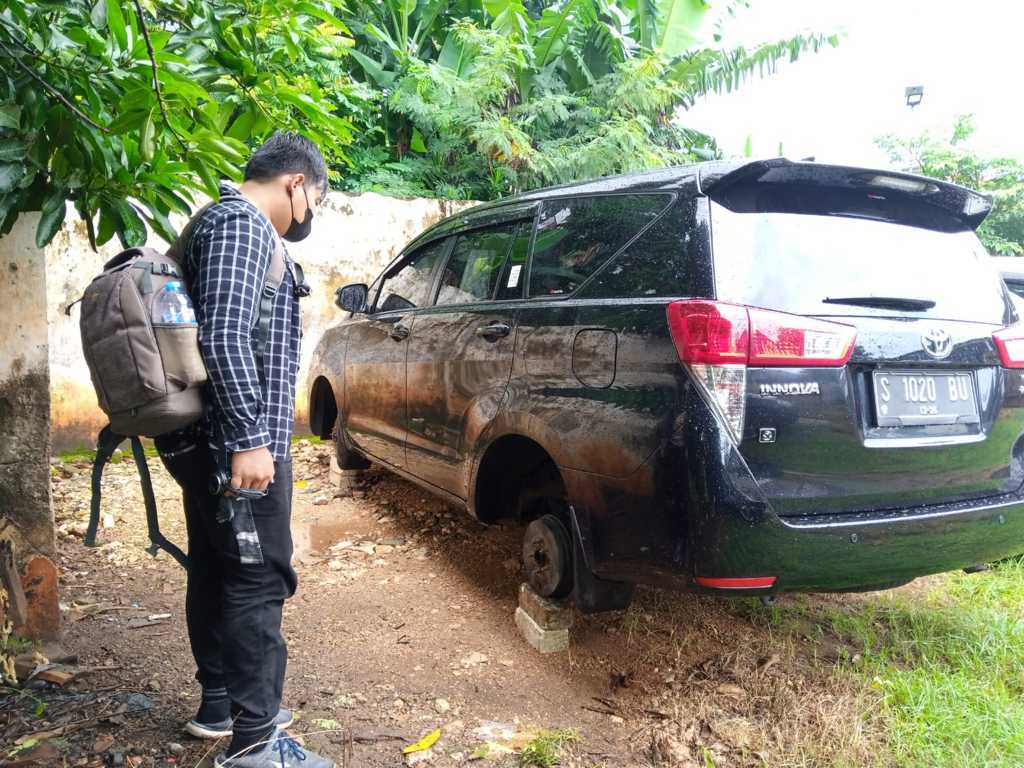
left=389, top=324, right=410, bottom=342
left=475, top=322, right=511, bottom=341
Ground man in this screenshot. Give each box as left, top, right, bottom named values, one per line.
left=155, top=132, right=333, bottom=768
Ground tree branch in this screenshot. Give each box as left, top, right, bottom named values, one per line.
left=0, top=39, right=106, bottom=132
left=0, top=17, right=110, bottom=77
left=130, top=0, right=189, bottom=153
left=227, top=72, right=277, bottom=126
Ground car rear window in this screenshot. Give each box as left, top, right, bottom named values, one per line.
left=1004, top=278, right=1024, bottom=300
left=529, top=194, right=672, bottom=297
left=711, top=201, right=1007, bottom=323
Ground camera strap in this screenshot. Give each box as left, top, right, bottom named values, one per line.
left=84, top=425, right=190, bottom=570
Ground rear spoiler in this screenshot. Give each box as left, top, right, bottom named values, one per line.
left=698, top=158, right=992, bottom=233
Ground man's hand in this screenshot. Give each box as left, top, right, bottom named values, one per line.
left=231, top=446, right=275, bottom=492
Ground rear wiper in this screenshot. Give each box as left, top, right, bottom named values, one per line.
left=823, top=296, right=936, bottom=311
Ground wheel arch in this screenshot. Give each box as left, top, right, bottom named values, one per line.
left=308, top=375, right=339, bottom=439
left=469, top=431, right=569, bottom=524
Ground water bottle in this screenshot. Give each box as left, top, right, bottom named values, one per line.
left=155, top=281, right=197, bottom=324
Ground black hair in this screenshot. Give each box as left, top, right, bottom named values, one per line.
left=244, top=131, right=328, bottom=197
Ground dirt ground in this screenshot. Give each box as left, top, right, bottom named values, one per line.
left=4, top=441, right=888, bottom=768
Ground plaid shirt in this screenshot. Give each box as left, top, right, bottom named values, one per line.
left=184, top=184, right=302, bottom=462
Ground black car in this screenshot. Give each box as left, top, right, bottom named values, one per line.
left=308, top=158, right=1024, bottom=612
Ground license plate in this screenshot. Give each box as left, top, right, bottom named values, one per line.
left=872, top=370, right=980, bottom=427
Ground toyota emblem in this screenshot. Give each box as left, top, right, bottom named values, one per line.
left=922, top=328, right=953, bottom=359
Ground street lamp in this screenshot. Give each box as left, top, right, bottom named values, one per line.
left=905, top=85, right=924, bottom=108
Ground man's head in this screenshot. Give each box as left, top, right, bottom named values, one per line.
left=242, top=132, right=328, bottom=242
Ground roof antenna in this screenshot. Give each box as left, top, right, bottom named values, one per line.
left=800, top=156, right=815, bottom=162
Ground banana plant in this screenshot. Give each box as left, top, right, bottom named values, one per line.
left=345, top=0, right=470, bottom=88
left=340, top=0, right=840, bottom=200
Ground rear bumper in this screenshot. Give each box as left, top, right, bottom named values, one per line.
left=562, top=417, right=1024, bottom=594
left=560, top=377, right=1024, bottom=595
left=690, top=493, right=1024, bottom=593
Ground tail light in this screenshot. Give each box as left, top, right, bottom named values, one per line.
left=667, top=301, right=857, bottom=442
left=994, top=323, right=1024, bottom=368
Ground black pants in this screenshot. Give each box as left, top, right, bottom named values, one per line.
left=156, top=430, right=297, bottom=736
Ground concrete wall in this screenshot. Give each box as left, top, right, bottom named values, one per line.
left=0, top=212, right=59, bottom=640
left=47, top=191, right=476, bottom=450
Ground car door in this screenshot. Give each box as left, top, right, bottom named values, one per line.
left=344, top=239, right=450, bottom=468
left=405, top=218, right=533, bottom=495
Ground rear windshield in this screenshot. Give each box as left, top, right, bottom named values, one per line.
left=711, top=201, right=1007, bottom=323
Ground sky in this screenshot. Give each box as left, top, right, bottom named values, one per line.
left=683, top=0, right=1024, bottom=169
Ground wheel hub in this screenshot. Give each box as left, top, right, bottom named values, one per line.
left=522, top=514, right=573, bottom=599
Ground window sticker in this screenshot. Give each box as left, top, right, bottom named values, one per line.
left=507, top=264, right=522, bottom=288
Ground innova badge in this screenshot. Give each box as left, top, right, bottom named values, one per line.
left=759, top=382, right=821, bottom=396
left=921, top=328, right=953, bottom=359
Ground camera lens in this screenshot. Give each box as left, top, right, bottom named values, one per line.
left=209, top=470, right=229, bottom=496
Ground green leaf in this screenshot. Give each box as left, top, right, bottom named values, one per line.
left=410, top=128, right=427, bottom=153
left=107, top=109, right=152, bottom=136
left=97, top=201, right=117, bottom=245
left=91, top=0, right=108, bottom=29
left=188, top=156, right=220, bottom=199
left=0, top=193, right=15, bottom=223
left=157, top=68, right=212, bottom=103
left=106, top=0, right=127, bottom=50
left=295, top=2, right=348, bottom=30
left=0, top=138, right=29, bottom=163
left=192, top=129, right=246, bottom=165
left=437, top=29, right=466, bottom=73
left=225, top=108, right=256, bottom=142
left=36, top=189, right=67, bottom=248
left=0, top=104, right=21, bottom=130
left=151, top=185, right=194, bottom=215
left=111, top=198, right=146, bottom=247
left=348, top=49, right=397, bottom=88
left=0, top=163, right=25, bottom=193
left=655, top=0, right=710, bottom=58
left=141, top=201, right=178, bottom=244
left=140, top=111, right=155, bottom=162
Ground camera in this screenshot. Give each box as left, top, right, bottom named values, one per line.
left=209, top=469, right=268, bottom=499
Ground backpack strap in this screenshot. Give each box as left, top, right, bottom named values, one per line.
left=166, top=201, right=217, bottom=267
left=252, top=238, right=286, bottom=383
left=85, top=425, right=189, bottom=570
left=169, top=199, right=285, bottom=374
left=84, top=425, right=124, bottom=550
left=129, top=435, right=189, bottom=569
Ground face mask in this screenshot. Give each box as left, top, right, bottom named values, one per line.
left=284, top=184, right=314, bottom=242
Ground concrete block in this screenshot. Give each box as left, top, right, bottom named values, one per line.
left=515, top=582, right=572, bottom=653
left=518, top=582, right=573, bottom=631
left=515, top=607, right=569, bottom=654
left=329, top=457, right=362, bottom=496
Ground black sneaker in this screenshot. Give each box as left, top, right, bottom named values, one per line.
left=186, top=708, right=295, bottom=740
left=213, top=728, right=334, bottom=767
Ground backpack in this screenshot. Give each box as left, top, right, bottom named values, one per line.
left=77, top=202, right=285, bottom=568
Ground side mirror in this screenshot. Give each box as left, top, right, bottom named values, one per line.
left=335, top=283, right=369, bottom=313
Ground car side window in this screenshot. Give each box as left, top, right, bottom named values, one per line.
left=585, top=198, right=695, bottom=299
left=435, top=225, right=517, bottom=306
left=495, top=224, right=532, bottom=301
left=375, top=239, right=448, bottom=313
left=529, top=194, right=673, bottom=297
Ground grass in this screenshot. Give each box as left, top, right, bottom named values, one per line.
left=57, top=441, right=158, bottom=463
left=518, top=729, right=579, bottom=768
left=54, top=433, right=322, bottom=463
left=749, top=559, right=1024, bottom=767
